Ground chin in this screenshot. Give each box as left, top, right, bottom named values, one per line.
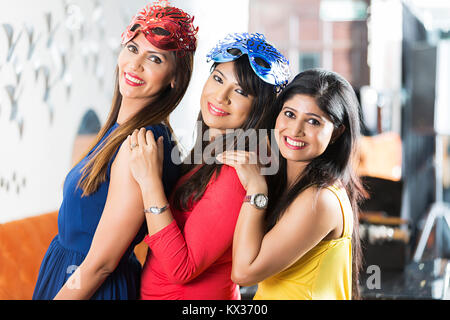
left=200, top=109, right=217, bottom=127
left=204, top=120, right=224, bottom=133
left=280, top=152, right=298, bottom=162
left=279, top=147, right=303, bottom=162
left=119, top=82, right=133, bottom=97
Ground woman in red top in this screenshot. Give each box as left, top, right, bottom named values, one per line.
left=126, top=33, right=290, bottom=299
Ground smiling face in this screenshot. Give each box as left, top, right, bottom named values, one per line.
left=117, top=32, right=176, bottom=107
left=200, top=61, right=254, bottom=136
left=275, top=94, right=338, bottom=166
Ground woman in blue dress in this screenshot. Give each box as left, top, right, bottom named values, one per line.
left=32, top=2, right=198, bottom=300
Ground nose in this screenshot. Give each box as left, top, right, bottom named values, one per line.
left=290, top=120, right=305, bottom=137
left=215, top=86, right=231, bottom=105
left=129, top=55, right=145, bottom=72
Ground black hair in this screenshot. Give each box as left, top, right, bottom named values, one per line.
left=172, top=54, right=277, bottom=211
left=265, top=68, right=368, bottom=299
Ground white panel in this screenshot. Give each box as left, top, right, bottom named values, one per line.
left=170, top=0, right=250, bottom=151
left=367, top=0, right=403, bottom=134
left=435, top=40, right=450, bottom=135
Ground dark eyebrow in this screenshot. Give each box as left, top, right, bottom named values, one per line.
left=283, top=106, right=324, bottom=120
left=283, top=106, right=297, bottom=113
left=214, top=69, right=227, bottom=80
left=129, top=40, right=167, bottom=59
left=305, top=112, right=324, bottom=120
left=214, top=68, right=241, bottom=87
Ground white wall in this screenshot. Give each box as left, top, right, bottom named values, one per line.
left=0, top=0, right=249, bottom=223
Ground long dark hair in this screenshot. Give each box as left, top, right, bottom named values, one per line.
left=172, top=55, right=278, bottom=211
left=265, top=69, right=367, bottom=299
left=76, top=49, right=194, bottom=196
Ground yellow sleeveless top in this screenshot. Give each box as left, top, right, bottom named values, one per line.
left=253, top=185, right=353, bottom=300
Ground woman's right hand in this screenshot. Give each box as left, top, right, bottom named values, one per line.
left=127, top=128, right=164, bottom=191
left=216, top=150, right=267, bottom=194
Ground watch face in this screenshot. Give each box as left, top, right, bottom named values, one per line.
left=255, top=194, right=268, bottom=208
left=150, top=207, right=160, bottom=214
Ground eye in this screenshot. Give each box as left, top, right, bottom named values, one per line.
left=213, top=74, right=223, bottom=84
left=284, top=110, right=295, bottom=119
left=235, top=88, right=248, bottom=97
left=127, top=44, right=138, bottom=54
left=148, top=55, right=162, bottom=64
left=308, top=118, right=321, bottom=126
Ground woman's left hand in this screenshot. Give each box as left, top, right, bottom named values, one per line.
left=216, top=150, right=267, bottom=194
left=128, top=128, right=164, bottom=190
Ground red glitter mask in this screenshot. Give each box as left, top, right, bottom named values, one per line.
left=121, top=1, right=198, bottom=53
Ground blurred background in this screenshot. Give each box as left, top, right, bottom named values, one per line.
left=0, top=0, right=449, bottom=299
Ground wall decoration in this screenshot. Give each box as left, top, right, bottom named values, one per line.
left=0, top=0, right=133, bottom=222
left=2, top=24, right=22, bottom=62
left=24, top=24, right=39, bottom=60
left=0, top=172, right=26, bottom=195
left=44, top=12, right=59, bottom=48
left=4, top=85, right=18, bottom=120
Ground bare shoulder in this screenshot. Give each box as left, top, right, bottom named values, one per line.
left=265, top=185, right=343, bottom=260
left=104, top=139, right=143, bottom=213
left=110, top=139, right=132, bottom=174
left=284, top=185, right=342, bottom=231
left=314, top=186, right=343, bottom=217
left=109, top=139, right=139, bottom=192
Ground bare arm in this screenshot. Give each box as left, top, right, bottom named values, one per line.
left=217, top=150, right=342, bottom=287
left=54, top=140, right=145, bottom=299
left=128, top=129, right=248, bottom=284
left=127, top=128, right=174, bottom=236
left=231, top=186, right=342, bottom=286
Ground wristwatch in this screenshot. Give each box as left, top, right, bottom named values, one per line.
left=144, top=204, right=170, bottom=215
left=243, top=193, right=268, bottom=210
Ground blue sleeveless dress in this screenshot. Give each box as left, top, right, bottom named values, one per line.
left=33, top=123, right=180, bottom=300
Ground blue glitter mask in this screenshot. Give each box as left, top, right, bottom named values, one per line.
left=206, top=32, right=290, bottom=89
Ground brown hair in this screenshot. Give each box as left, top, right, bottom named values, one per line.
left=75, top=50, right=194, bottom=196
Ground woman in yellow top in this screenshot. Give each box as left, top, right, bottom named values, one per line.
left=217, top=69, right=367, bottom=300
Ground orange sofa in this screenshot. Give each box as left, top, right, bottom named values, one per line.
left=0, top=211, right=148, bottom=300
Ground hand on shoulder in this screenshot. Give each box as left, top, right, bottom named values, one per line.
left=127, top=128, right=165, bottom=191
left=216, top=150, right=267, bottom=194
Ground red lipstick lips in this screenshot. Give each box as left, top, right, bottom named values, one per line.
left=208, top=102, right=230, bottom=116
left=124, top=72, right=145, bottom=87
left=283, top=136, right=307, bottom=150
